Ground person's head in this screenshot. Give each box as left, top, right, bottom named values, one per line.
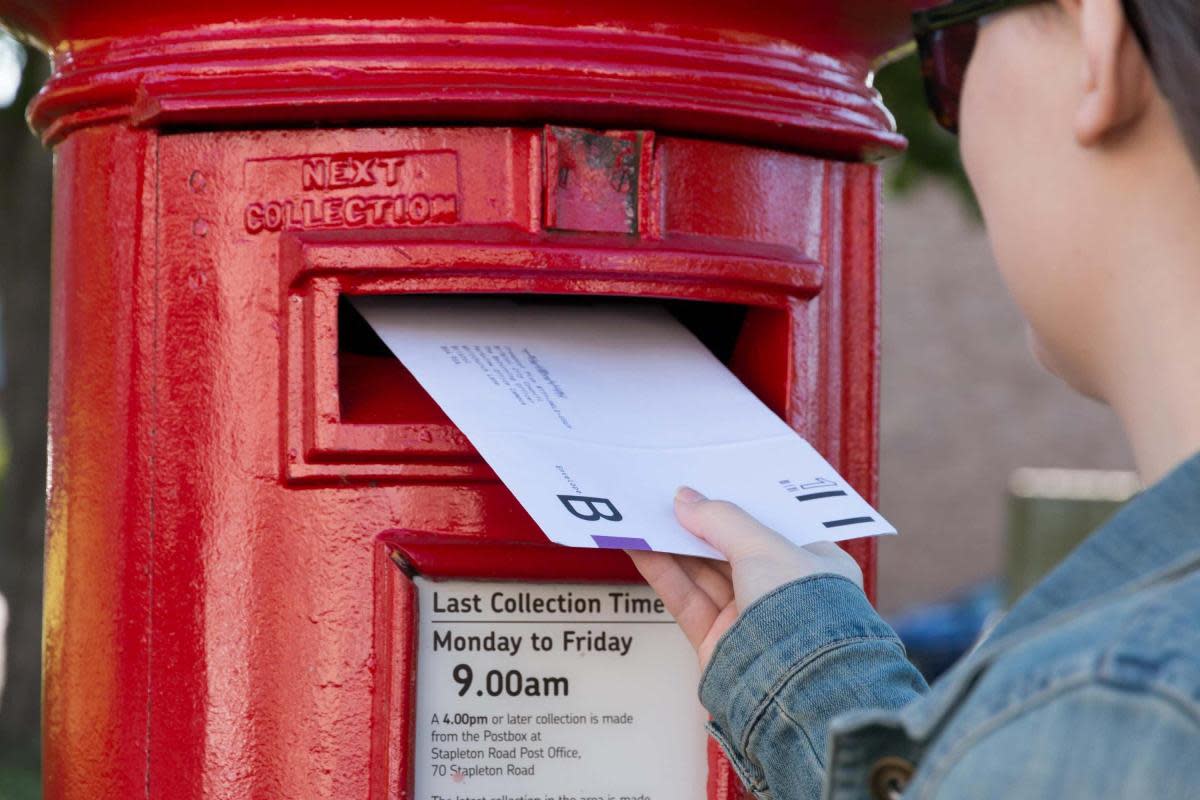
left=913, top=0, right=1200, bottom=406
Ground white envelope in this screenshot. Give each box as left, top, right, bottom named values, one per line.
left=354, top=296, right=895, bottom=559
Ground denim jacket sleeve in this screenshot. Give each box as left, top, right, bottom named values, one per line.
left=699, top=574, right=929, bottom=799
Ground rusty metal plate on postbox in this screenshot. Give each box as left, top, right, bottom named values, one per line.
left=544, top=126, right=647, bottom=235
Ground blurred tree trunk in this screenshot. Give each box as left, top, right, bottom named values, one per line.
left=0, top=48, right=51, bottom=768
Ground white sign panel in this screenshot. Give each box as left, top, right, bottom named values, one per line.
left=355, top=297, right=895, bottom=560
left=413, top=578, right=708, bottom=800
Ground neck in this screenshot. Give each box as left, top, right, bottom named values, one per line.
left=1101, top=148, right=1200, bottom=486
left=1108, top=351, right=1200, bottom=487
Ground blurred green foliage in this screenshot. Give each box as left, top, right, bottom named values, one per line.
left=0, top=36, right=45, bottom=800
left=0, top=763, right=38, bottom=800
left=0, top=443, right=33, bottom=800
left=874, top=50, right=979, bottom=218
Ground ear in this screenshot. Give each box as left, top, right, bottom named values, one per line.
left=1062, top=0, right=1155, bottom=146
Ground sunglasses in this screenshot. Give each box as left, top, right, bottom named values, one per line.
left=911, top=0, right=1153, bottom=135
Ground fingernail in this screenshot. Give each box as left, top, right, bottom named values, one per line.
left=675, top=486, right=706, bottom=504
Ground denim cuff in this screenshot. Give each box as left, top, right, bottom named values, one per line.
left=699, top=574, right=903, bottom=790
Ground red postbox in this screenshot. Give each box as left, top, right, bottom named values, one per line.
left=1, top=2, right=915, bottom=798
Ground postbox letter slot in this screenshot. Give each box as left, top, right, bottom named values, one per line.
left=335, top=294, right=773, bottom=431
left=288, top=279, right=803, bottom=483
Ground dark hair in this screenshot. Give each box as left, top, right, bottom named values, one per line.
left=1124, top=0, right=1200, bottom=169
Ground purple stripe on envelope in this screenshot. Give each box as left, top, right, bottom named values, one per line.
left=592, top=535, right=652, bottom=551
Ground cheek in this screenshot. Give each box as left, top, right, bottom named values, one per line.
left=956, top=15, right=1106, bottom=396
left=960, top=10, right=1073, bottom=192
left=959, top=21, right=1080, bottom=325
left=959, top=21, right=1030, bottom=225
left=959, top=27, right=1042, bottom=318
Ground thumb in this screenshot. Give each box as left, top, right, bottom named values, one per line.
left=674, top=487, right=790, bottom=562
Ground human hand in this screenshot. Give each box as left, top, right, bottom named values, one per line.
left=627, top=486, right=864, bottom=669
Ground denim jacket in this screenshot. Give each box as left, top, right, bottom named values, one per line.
left=700, top=449, right=1200, bottom=800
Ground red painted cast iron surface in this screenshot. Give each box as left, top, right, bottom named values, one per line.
left=6, top=2, right=911, bottom=798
